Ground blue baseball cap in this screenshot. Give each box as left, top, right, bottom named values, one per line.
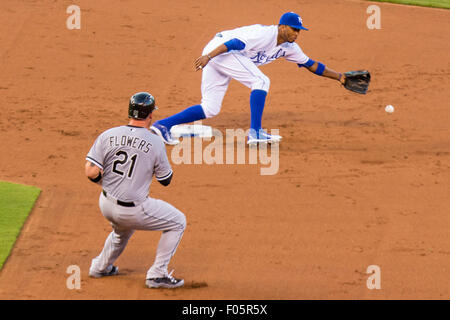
left=279, top=12, right=308, bottom=31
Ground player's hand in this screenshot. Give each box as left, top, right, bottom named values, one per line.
left=339, top=73, right=346, bottom=85
left=194, top=55, right=210, bottom=71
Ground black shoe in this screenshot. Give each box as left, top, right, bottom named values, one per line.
left=146, top=270, right=184, bottom=288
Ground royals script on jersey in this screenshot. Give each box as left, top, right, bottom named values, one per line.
left=86, top=125, right=172, bottom=203
left=216, top=24, right=309, bottom=66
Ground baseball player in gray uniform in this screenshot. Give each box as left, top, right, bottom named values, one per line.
left=85, top=92, right=185, bottom=289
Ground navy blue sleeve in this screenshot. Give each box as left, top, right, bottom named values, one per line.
left=224, top=38, right=246, bottom=51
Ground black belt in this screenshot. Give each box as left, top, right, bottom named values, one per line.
left=102, top=190, right=135, bottom=207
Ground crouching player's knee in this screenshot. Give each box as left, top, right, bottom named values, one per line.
left=201, top=102, right=221, bottom=118
left=178, top=213, right=187, bottom=231
left=251, top=75, right=270, bottom=92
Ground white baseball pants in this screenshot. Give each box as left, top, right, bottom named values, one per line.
left=200, top=37, right=271, bottom=118
left=89, top=192, right=186, bottom=279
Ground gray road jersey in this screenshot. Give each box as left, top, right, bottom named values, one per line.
left=86, top=125, right=172, bottom=203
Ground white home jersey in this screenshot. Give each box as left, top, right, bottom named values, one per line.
left=216, top=24, right=309, bottom=66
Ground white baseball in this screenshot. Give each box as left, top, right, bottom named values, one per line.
left=385, top=105, right=394, bottom=113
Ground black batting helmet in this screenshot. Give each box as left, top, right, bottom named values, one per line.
left=128, top=92, right=158, bottom=119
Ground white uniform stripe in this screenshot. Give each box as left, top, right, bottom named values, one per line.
left=86, top=156, right=103, bottom=170
left=156, top=170, right=173, bottom=181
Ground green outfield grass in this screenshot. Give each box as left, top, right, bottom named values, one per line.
left=368, top=0, right=450, bottom=9
left=0, top=181, right=41, bottom=270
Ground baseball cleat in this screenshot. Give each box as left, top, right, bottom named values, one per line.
left=247, top=129, right=282, bottom=145
left=150, top=122, right=180, bottom=145
left=146, top=270, right=184, bottom=289
left=89, top=265, right=119, bottom=278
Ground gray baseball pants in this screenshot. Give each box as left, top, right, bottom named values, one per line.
left=89, top=192, right=186, bottom=279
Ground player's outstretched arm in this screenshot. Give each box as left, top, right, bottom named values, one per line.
left=306, top=61, right=346, bottom=84
left=302, top=59, right=371, bottom=94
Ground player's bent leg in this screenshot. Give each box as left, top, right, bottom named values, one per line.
left=250, top=74, right=270, bottom=92
left=145, top=226, right=185, bottom=289
left=200, top=60, right=231, bottom=118
left=219, top=54, right=281, bottom=144
left=145, top=218, right=185, bottom=278
left=151, top=60, right=229, bottom=145
left=89, top=227, right=135, bottom=278
left=214, top=52, right=279, bottom=142
left=224, top=53, right=271, bottom=92
left=139, top=198, right=186, bottom=288
left=201, top=100, right=222, bottom=118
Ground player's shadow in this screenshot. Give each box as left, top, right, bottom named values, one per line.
left=183, top=281, right=208, bottom=289
left=140, top=281, right=208, bottom=290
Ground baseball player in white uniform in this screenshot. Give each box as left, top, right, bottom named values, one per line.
left=151, top=11, right=347, bottom=145
left=85, top=92, right=185, bottom=289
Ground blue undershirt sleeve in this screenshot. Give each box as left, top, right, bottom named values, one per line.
left=298, top=59, right=326, bottom=76
left=298, top=58, right=315, bottom=68
left=315, top=62, right=326, bottom=75
left=223, top=38, right=246, bottom=51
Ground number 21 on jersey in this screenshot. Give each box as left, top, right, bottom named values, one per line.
left=112, top=151, right=138, bottom=178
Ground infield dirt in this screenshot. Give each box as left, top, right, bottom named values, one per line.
left=0, top=0, right=449, bottom=299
